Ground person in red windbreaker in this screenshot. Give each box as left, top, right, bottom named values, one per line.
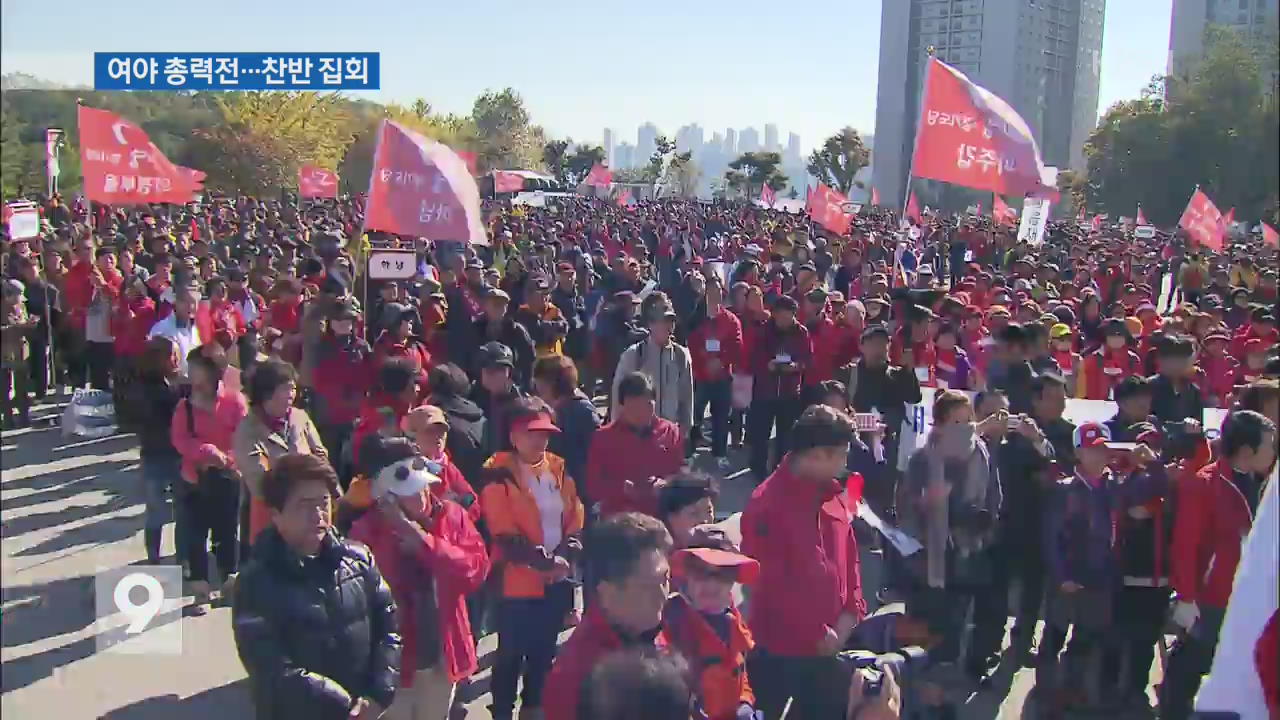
left=747, top=295, right=812, bottom=482
left=1198, top=330, right=1238, bottom=408
left=372, top=303, right=433, bottom=386
left=686, top=275, right=743, bottom=466
left=1231, top=307, right=1277, bottom=360
left=311, top=299, right=373, bottom=480
left=1077, top=319, right=1142, bottom=400
left=807, top=291, right=861, bottom=389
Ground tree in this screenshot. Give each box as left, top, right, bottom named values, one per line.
left=471, top=88, right=543, bottom=172
left=728, top=151, right=788, bottom=197
left=806, top=126, right=870, bottom=196
left=566, top=144, right=606, bottom=185
left=663, top=151, right=701, bottom=197
left=723, top=169, right=749, bottom=198
left=1081, top=28, right=1279, bottom=225
left=646, top=135, right=677, bottom=182
left=542, top=139, right=570, bottom=185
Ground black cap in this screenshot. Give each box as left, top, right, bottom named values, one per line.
left=1102, top=318, right=1130, bottom=337
left=529, top=275, right=551, bottom=292
left=771, top=295, right=799, bottom=312
left=478, top=341, right=515, bottom=369
left=860, top=324, right=891, bottom=342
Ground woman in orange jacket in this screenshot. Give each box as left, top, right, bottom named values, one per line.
left=480, top=397, right=585, bottom=720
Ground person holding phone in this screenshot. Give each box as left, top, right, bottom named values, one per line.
left=746, top=295, right=812, bottom=482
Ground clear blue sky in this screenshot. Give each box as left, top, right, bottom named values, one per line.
left=1, top=0, right=1172, bottom=152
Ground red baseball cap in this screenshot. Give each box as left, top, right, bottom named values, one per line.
left=672, top=547, right=760, bottom=585
left=510, top=412, right=560, bottom=434
left=1074, top=422, right=1113, bottom=449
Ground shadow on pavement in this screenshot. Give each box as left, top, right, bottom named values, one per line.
left=11, top=512, right=144, bottom=558
left=101, top=678, right=252, bottom=719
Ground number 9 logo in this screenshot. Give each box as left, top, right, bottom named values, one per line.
left=114, top=572, right=165, bottom=634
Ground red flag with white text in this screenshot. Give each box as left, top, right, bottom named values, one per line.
left=585, top=163, right=613, bottom=188
left=871, top=187, right=880, bottom=206
left=493, top=171, right=525, bottom=194
left=1136, top=205, right=1149, bottom=226
left=78, top=105, right=194, bottom=205
left=456, top=150, right=479, bottom=176
left=299, top=165, right=339, bottom=199
left=363, top=120, right=487, bottom=245
left=805, top=184, right=852, bottom=235
left=992, top=194, right=1015, bottom=226
left=760, top=184, right=777, bottom=208
left=176, top=166, right=206, bottom=201
left=1178, top=188, right=1225, bottom=252
left=910, top=57, right=1058, bottom=197
left=905, top=191, right=922, bottom=226
left=1263, top=223, right=1279, bottom=248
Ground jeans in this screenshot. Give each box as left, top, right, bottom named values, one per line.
left=747, top=394, right=804, bottom=482
left=490, top=582, right=573, bottom=717
left=182, top=475, right=240, bottom=583
left=747, top=648, right=849, bottom=720
left=690, top=377, right=731, bottom=457
left=1159, top=605, right=1225, bottom=720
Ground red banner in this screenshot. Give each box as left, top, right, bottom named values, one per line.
left=905, top=191, right=922, bottom=226
left=78, top=105, right=196, bottom=205
left=363, top=120, right=487, bottom=245
left=911, top=57, right=1057, bottom=197
left=1263, top=222, right=1278, bottom=248
left=616, top=188, right=634, bottom=208
left=871, top=187, right=880, bottom=206
left=493, top=171, right=525, bottom=194
left=760, top=184, right=776, bottom=208
left=456, top=150, right=479, bottom=176
left=585, top=163, right=613, bottom=188
left=992, top=194, right=1015, bottom=226
left=805, top=183, right=852, bottom=235
left=1179, top=188, right=1224, bottom=252
left=1136, top=205, right=1149, bottom=226
left=299, top=165, right=339, bottom=198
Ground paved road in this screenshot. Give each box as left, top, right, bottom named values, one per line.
left=2, top=398, right=1159, bottom=719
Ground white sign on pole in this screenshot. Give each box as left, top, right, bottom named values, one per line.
left=367, top=251, right=419, bottom=280
left=7, top=208, right=40, bottom=240
left=1135, top=226, right=1156, bottom=239
left=513, top=191, right=546, bottom=207
left=1017, top=196, right=1051, bottom=245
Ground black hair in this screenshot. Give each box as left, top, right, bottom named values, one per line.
left=578, top=649, right=693, bottom=720
left=1221, top=410, right=1277, bottom=459
left=584, top=512, right=673, bottom=590
left=1113, top=375, right=1152, bottom=401
left=377, top=357, right=419, bottom=396
left=656, top=471, right=719, bottom=522
left=247, top=359, right=296, bottom=408
left=973, top=388, right=1008, bottom=416
left=1157, top=334, right=1196, bottom=358
left=789, top=404, right=856, bottom=453
left=617, top=372, right=655, bottom=405
left=426, top=362, right=472, bottom=398
left=1030, top=372, right=1068, bottom=398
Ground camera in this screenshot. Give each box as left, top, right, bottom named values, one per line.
left=837, top=647, right=928, bottom=697
left=1161, top=420, right=1202, bottom=459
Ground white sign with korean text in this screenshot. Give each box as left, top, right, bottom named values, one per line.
left=367, top=250, right=418, bottom=280
left=1017, top=196, right=1051, bottom=245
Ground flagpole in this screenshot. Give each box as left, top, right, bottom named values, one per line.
left=900, top=48, right=937, bottom=224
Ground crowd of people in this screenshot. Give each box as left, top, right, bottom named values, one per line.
left=2, top=189, right=1277, bottom=720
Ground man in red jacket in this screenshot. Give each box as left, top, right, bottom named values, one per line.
left=1161, top=410, right=1276, bottom=720
left=741, top=404, right=865, bottom=720
left=543, top=512, right=673, bottom=720
left=747, top=295, right=812, bottom=482
left=687, top=276, right=743, bottom=466
left=585, top=372, right=685, bottom=518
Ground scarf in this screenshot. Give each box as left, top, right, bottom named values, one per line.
left=923, top=423, right=991, bottom=588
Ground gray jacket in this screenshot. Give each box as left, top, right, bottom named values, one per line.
left=611, top=339, right=694, bottom=437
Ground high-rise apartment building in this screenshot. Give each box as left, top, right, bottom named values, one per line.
left=764, top=123, right=779, bottom=152
left=603, top=128, right=615, bottom=167
left=637, top=123, right=659, bottom=166
left=871, top=0, right=1105, bottom=206
left=725, top=128, right=738, bottom=156
left=739, top=127, right=760, bottom=154
left=616, top=142, right=635, bottom=170
left=1168, top=0, right=1278, bottom=81
left=786, top=132, right=802, bottom=163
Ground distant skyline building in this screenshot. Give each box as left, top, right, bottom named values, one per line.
left=738, top=127, right=760, bottom=154
left=1168, top=0, right=1278, bottom=82
left=872, top=0, right=1105, bottom=207
left=637, top=123, right=658, bottom=167
left=764, top=123, right=779, bottom=152
left=724, top=128, right=738, bottom=156
left=615, top=142, right=635, bottom=170
left=786, top=132, right=802, bottom=163
left=603, top=128, right=615, bottom=166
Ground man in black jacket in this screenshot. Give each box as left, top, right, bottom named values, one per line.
left=846, top=324, right=922, bottom=519
left=473, top=287, right=536, bottom=387
left=233, top=453, right=400, bottom=720
left=1147, top=334, right=1204, bottom=426
left=426, top=362, right=488, bottom=484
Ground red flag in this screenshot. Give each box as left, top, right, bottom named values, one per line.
left=760, top=184, right=777, bottom=208
left=363, top=120, right=486, bottom=245
left=1091, top=214, right=1104, bottom=232
left=905, top=191, right=922, bottom=226
left=975, top=201, right=983, bottom=216
left=805, top=184, right=852, bottom=235
left=456, top=150, right=479, bottom=176
left=78, top=105, right=194, bottom=205
left=891, top=241, right=910, bottom=288
left=871, top=187, right=880, bottom=206
left=616, top=188, right=634, bottom=207
left=585, top=163, right=613, bottom=188
left=1179, top=188, right=1225, bottom=252
left=492, top=170, right=525, bottom=194
left=175, top=166, right=206, bottom=201
left=1262, top=222, right=1278, bottom=248
left=1136, top=205, right=1149, bottom=226
left=911, top=57, right=1057, bottom=197
left=298, top=165, right=338, bottom=199
left=992, top=194, right=1015, bottom=226
left=1077, top=205, right=1087, bottom=223
left=1223, top=207, right=1236, bottom=227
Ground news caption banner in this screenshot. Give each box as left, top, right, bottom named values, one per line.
left=93, top=565, right=184, bottom=655
left=94, top=52, right=380, bottom=90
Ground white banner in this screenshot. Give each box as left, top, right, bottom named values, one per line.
left=1017, top=196, right=1051, bottom=245
left=512, top=191, right=546, bottom=207
left=6, top=205, right=40, bottom=239
left=366, top=250, right=419, bottom=280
